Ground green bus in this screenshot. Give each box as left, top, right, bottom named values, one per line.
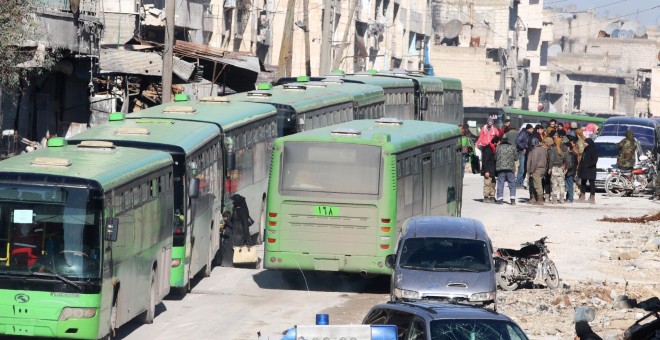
left=68, top=115, right=222, bottom=296
left=264, top=118, right=462, bottom=276
left=126, top=97, right=279, bottom=248
left=464, top=106, right=606, bottom=136
left=0, top=141, right=174, bottom=339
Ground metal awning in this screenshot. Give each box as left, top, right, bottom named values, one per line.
left=99, top=48, right=196, bottom=81
left=173, top=40, right=262, bottom=92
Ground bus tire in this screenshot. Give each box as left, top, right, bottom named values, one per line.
left=139, top=270, right=156, bottom=324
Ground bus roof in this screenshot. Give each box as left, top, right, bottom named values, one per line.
left=127, top=99, right=277, bottom=131
left=275, top=119, right=460, bottom=153
left=376, top=72, right=446, bottom=93
left=231, top=84, right=354, bottom=112
left=338, top=74, right=415, bottom=90
left=67, top=118, right=220, bottom=155
left=502, top=108, right=607, bottom=123
left=434, top=77, right=462, bottom=91
left=294, top=80, right=385, bottom=107
left=0, top=144, right=172, bottom=189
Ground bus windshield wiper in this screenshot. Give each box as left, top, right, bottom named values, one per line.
left=31, top=271, right=82, bottom=291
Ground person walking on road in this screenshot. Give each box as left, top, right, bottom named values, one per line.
left=548, top=136, right=567, bottom=204
left=527, top=137, right=551, bottom=205
left=578, top=138, right=599, bottom=204
left=516, top=124, right=533, bottom=188
left=495, top=135, right=518, bottom=205
left=481, top=136, right=499, bottom=203
left=458, top=125, right=475, bottom=173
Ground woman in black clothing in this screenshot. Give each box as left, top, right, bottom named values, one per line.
left=577, top=138, right=598, bottom=204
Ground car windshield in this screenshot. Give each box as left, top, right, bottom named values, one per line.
left=430, top=319, right=528, bottom=340
left=0, top=184, right=102, bottom=280
left=595, top=142, right=619, bottom=158
left=399, top=237, right=491, bottom=272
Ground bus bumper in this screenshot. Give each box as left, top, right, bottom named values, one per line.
left=170, top=245, right=186, bottom=288
left=263, top=252, right=392, bottom=275
left=0, top=314, right=100, bottom=339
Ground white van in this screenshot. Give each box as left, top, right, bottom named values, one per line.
left=594, top=135, right=644, bottom=189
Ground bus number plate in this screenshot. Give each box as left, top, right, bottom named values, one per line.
left=314, top=206, right=340, bottom=216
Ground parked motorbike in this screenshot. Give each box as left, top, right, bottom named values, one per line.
left=494, top=236, right=560, bottom=291
left=605, top=155, right=657, bottom=197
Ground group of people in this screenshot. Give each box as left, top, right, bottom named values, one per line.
left=462, top=117, right=616, bottom=205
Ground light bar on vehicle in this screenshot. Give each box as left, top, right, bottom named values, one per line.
left=31, top=157, right=72, bottom=168
left=200, top=96, right=230, bottom=103
left=331, top=128, right=362, bottom=136
left=162, top=106, right=196, bottom=114
left=375, top=117, right=403, bottom=125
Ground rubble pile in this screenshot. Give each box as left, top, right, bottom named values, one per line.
left=500, top=220, right=660, bottom=339
left=498, top=280, right=659, bottom=339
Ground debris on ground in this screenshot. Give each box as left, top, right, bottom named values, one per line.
left=599, top=212, right=660, bottom=223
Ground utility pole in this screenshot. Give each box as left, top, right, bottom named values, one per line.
left=303, top=0, right=311, bottom=76
left=332, top=0, right=358, bottom=70
left=275, top=0, right=296, bottom=79
left=319, top=0, right=333, bottom=75
left=162, top=0, right=176, bottom=103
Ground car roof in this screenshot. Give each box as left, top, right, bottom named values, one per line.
left=401, top=216, right=488, bottom=240
left=371, top=301, right=513, bottom=322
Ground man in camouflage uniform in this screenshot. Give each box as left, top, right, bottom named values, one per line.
left=616, top=130, right=636, bottom=172
left=494, top=135, right=518, bottom=205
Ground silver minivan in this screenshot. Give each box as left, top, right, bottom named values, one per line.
left=385, top=216, right=497, bottom=310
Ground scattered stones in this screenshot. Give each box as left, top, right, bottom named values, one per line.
left=612, top=295, right=637, bottom=309
left=614, top=249, right=640, bottom=260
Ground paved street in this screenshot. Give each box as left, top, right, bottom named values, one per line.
left=117, top=172, right=660, bottom=340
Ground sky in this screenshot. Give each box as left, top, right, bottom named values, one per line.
left=545, top=0, right=660, bottom=27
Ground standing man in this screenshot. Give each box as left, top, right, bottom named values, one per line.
left=527, top=137, right=552, bottom=205
left=578, top=138, right=599, bottom=204
left=476, top=117, right=500, bottom=150
left=458, top=125, right=475, bottom=173
left=495, top=136, right=517, bottom=205
left=616, top=130, right=636, bottom=175
left=481, top=136, right=499, bottom=203
left=516, top=124, right=533, bottom=188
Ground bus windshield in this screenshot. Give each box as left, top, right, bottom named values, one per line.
left=0, top=184, right=102, bottom=280
left=281, top=142, right=381, bottom=196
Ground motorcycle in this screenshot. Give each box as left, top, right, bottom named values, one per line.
left=605, top=155, right=657, bottom=197
left=494, top=236, right=560, bottom=291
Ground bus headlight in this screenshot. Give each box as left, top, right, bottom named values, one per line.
left=469, top=291, right=496, bottom=302
left=394, top=288, right=420, bottom=300
left=59, top=307, right=97, bottom=321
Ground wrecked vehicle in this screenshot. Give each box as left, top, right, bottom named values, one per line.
left=494, top=236, right=560, bottom=291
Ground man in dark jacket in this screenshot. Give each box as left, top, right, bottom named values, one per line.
left=495, top=136, right=517, bottom=205
left=578, top=138, right=599, bottom=204
left=516, top=124, right=533, bottom=188
left=481, top=136, right=499, bottom=203
left=564, top=141, right=578, bottom=203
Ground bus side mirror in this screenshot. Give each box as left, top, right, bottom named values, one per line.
left=385, top=254, right=396, bottom=269
left=226, top=151, right=236, bottom=171
left=105, top=218, right=119, bottom=242
left=189, top=177, right=200, bottom=198
left=420, top=96, right=429, bottom=111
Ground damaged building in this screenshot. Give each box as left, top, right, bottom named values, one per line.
left=0, top=0, right=263, bottom=158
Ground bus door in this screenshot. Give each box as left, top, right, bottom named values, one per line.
left=422, top=156, right=432, bottom=215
